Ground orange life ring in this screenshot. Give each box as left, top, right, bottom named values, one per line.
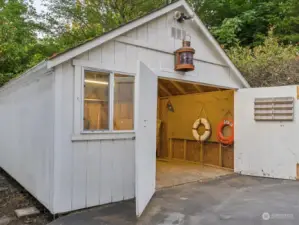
left=217, top=119, right=234, bottom=145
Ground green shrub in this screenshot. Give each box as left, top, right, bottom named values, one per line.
left=227, top=30, right=298, bottom=87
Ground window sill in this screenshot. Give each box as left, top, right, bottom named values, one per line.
left=71, top=132, right=135, bottom=142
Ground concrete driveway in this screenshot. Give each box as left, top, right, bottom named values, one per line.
left=48, top=175, right=299, bottom=225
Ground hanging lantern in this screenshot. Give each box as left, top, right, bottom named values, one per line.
left=174, top=35, right=195, bottom=72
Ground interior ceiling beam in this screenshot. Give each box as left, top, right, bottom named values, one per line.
left=170, top=81, right=186, bottom=94
left=158, top=83, right=172, bottom=96
left=193, top=84, right=204, bottom=93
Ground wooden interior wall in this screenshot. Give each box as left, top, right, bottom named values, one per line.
left=84, top=102, right=108, bottom=130
left=157, top=90, right=234, bottom=169
left=114, top=78, right=134, bottom=130
left=84, top=80, right=134, bottom=131
left=158, top=98, right=170, bottom=158
left=84, top=102, right=133, bottom=130
left=113, top=103, right=133, bottom=130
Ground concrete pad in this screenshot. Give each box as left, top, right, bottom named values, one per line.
left=15, top=207, right=40, bottom=218
left=47, top=175, right=299, bottom=225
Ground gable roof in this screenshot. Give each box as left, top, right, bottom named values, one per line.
left=48, top=0, right=249, bottom=88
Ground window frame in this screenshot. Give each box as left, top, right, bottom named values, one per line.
left=81, top=67, right=135, bottom=134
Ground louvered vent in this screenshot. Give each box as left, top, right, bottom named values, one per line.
left=254, top=97, right=294, bottom=121
left=171, top=27, right=186, bottom=40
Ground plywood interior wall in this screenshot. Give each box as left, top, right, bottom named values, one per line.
left=84, top=79, right=134, bottom=131
left=113, top=79, right=134, bottom=130
left=157, top=89, right=234, bottom=169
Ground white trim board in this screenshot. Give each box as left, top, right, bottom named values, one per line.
left=73, top=59, right=240, bottom=89
left=115, top=36, right=228, bottom=68
left=153, top=68, right=239, bottom=89
left=71, top=132, right=135, bottom=141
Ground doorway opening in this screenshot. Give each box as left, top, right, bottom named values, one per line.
left=156, top=78, right=234, bottom=189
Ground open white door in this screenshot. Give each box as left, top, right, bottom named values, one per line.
left=135, top=61, right=157, bottom=217
left=234, top=86, right=297, bottom=180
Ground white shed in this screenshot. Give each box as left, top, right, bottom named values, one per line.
left=1, top=0, right=299, bottom=217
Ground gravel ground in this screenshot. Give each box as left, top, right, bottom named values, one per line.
left=0, top=168, right=52, bottom=225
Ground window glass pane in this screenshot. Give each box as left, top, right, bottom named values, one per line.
left=114, top=74, right=135, bottom=130
left=84, top=71, right=109, bottom=130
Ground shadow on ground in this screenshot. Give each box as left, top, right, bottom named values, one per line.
left=48, top=175, right=299, bottom=225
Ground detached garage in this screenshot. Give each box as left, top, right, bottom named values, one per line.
left=1, top=0, right=298, bottom=218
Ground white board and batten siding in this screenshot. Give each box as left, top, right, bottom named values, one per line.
left=52, top=62, right=135, bottom=213
left=51, top=6, right=246, bottom=214
left=235, top=85, right=299, bottom=180
left=73, top=7, right=244, bottom=89
left=0, top=68, right=55, bottom=211
left=71, top=140, right=135, bottom=209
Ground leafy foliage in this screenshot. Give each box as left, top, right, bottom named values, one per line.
left=227, top=30, right=299, bottom=87
left=0, top=0, right=50, bottom=86
left=0, top=0, right=166, bottom=86
left=191, top=0, right=299, bottom=47
left=42, top=0, right=166, bottom=52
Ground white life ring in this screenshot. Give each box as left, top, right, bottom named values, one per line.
left=192, top=118, right=211, bottom=142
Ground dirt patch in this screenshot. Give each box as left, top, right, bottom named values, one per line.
left=0, top=169, right=52, bottom=225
